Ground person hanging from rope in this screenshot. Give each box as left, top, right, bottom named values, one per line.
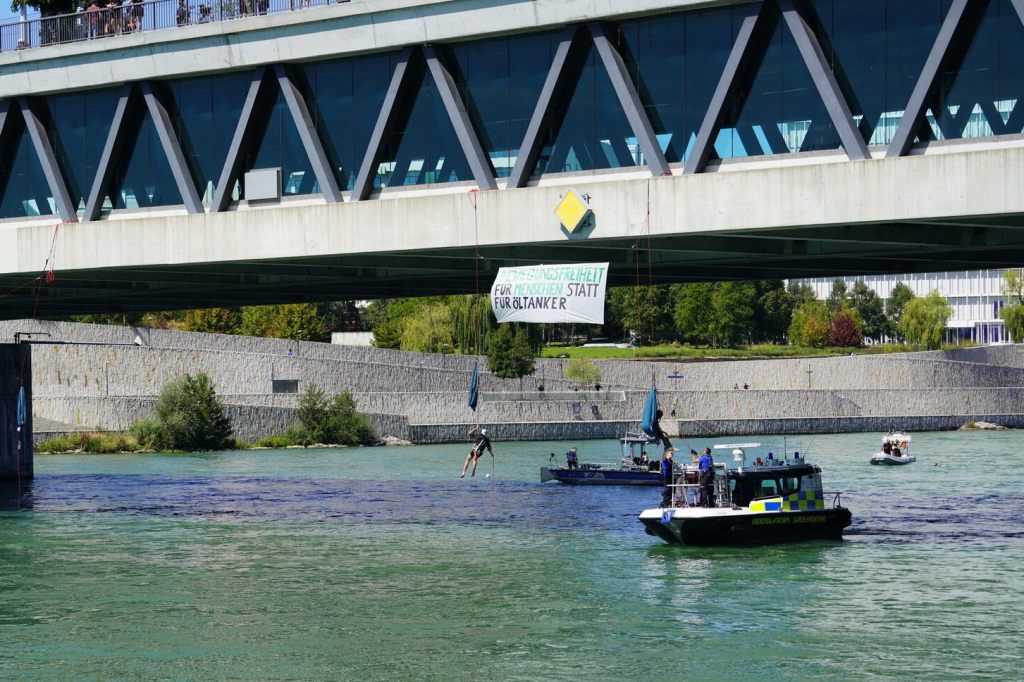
left=460, top=426, right=493, bottom=478
left=651, top=409, right=673, bottom=453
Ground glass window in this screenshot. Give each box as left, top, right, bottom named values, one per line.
left=247, top=88, right=316, bottom=197
left=820, top=0, right=946, bottom=146
left=779, top=476, right=801, bottom=495
left=109, top=114, right=181, bottom=209
left=44, top=89, right=117, bottom=214
left=933, top=0, right=1024, bottom=139
left=755, top=478, right=779, bottom=498
left=171, top=72, right=250, bottom=204
left=0, top=126, right=54, bottom=218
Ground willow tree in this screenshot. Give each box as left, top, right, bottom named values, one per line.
left=449, top=294, right=495, bottom=355
left=899, top=291, right=952, bottom=350
left=999, top=269, right=1024, bottom=343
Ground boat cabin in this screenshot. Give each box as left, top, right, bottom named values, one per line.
left=670, top=444, right=825, bottom=509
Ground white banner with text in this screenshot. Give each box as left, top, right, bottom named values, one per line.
left=490, top=263, right=609, bottom=324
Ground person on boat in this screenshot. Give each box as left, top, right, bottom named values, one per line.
left=882, top=440, right=893, bottom=455
left=660, top=449, right=675, bottom=507
left=651, top=409, right=673, bottom=452
left=698, top=447, right=715, bottom=507
left=566, top=447, right=579, bottom=470
left=460, top=427, right=493, bottom=478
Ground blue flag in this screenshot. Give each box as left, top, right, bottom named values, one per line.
left=16, top=386, right=26, bottom=426
left=467, top=360, right=479, bottom=411
left=640, top=387, right=658, bottom=437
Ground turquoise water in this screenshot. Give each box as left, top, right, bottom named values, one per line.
left=1, top=431, right=1021, bottom=680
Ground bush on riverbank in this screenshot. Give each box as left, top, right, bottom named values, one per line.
left=131, top=372, right=234, bottom=451
left=294, top=384, right=375, bottom=446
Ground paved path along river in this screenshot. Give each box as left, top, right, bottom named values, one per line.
left=1, top=431, right=1021, bottom=680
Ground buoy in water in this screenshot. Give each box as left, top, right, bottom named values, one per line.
left=485, top=474, right=491, bottom=478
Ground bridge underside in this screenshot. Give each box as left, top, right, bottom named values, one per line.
left=5, top=213, right=1024, bottom=318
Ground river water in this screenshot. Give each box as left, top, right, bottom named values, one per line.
left=1, top=431, right=1021, bottom=680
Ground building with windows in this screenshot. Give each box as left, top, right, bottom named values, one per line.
left=798, top=270, right=1012, bottom=344
left=0, top=0, right=1022, bottom=317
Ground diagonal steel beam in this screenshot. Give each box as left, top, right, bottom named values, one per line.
left=139, top=82, right=204, bottom=214
left=588, top=22, right=671, bottom=176
left=683, top=1, right=773, bottom=174
left=777, top=0, right=870, bottom=161
left=352, top=47, right=419, bottom=201
left=423, top=45, right=498, bottom=191
left=886, top=0, right=982, bottom=158
left=212, top=67, right=276, bottom=212
left=17, top=97, right=77, bottom=222
left=507, top=25, right=587, bottom=189
left=273, top=64, right=343, bottom=203
left=84, top=85, right=139, bottom=222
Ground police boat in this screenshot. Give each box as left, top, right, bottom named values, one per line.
left=638, top=443, right=852, bottom=546
left=540, top=433, right=664, bottom=485
left=870, top=431, right=916, bottom=465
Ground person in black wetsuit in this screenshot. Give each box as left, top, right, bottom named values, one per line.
left=651, top=409, right=673, bottom=453
left=460, top=427, right=493, bottom=478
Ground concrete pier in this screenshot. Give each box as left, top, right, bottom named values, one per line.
left=0, top=343, right=32, bottom=481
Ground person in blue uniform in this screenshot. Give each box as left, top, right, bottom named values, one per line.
left=660, top=449, right=675, bottom=507
left=698, top=447, right=715, bottom=507
left=460, top=427, right=493, bottom=478
left=565, top=447, right=579, bottom=469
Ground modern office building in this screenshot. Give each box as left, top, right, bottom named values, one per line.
left=798, top=270, right=1013, bottom=344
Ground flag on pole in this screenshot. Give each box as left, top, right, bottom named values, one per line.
left=467, top=360, right=479, bottom=411
left=640, top=387, right=658, bottom=437
left=16, top=386, right=26, bottom=426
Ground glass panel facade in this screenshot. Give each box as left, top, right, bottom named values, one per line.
left=534, top=40, right=640, bottom=175
left=246, top=89, right=316, bottom=197
left=375, top=59, right=473, bottom=188
left=721, top=9, right=840, bottom=158
left=449, top=33, right=553, bottom=177
left=816, top=0, right=948, bottom=146
left=0, top=1, right=1022, bottom=220
left=109, top=113, right=182, bottom=209
left=45, top=89, right=118, bottom=213
left=302, top=53, right=392, bottom=192
left=932, top=0, right=1024, bottom=139
left=170, top=72, right=250, bottom=204
left=0, top=124, right=54, bottom=218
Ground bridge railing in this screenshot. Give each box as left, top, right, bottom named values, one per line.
left=0, top=0, right=352, bottom=53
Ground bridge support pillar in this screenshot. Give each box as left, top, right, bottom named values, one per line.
left=0, top=343, right=32, bottom=482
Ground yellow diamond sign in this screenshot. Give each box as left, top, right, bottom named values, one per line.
left=555, top=190, right=591, bottom=233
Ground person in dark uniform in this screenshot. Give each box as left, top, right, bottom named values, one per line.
left=698, top=447, right=715, bottom=507
left=460, top=427, right=493, bottom=478
left=651, top=409, right=673, bottom=453
left=565, top=447, right=579, bottom=469
left=660, top=449, right=675, bottom=508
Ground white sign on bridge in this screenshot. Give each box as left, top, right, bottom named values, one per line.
left=490, top=263, right=609, bottom=324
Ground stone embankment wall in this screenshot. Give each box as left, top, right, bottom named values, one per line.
left=4, top=320, right=1023, bottom=443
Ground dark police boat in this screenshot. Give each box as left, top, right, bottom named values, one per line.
left=540, top=433, right=664, bottom=485
left=638, top=443, right=852, bottom=546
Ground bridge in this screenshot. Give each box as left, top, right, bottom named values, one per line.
left=0, top=0, right=1022, bottom=317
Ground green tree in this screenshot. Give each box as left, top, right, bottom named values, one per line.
left=789, top=300, right=830, bottom=348
left=486, top=324, right=536, bottom=381
left=294, top=384, right=375, bottom=445
left=711, top=281, right=756, bottom=347
left=826, top=279, right=849, bottom=315
left=753, top=280, right=791, bottom=343
left=886, top=282, right=915, bottom=341
left=449, top=294, right=495, bottom=355
left=297, top=383, right=328, bottom=437
left=999, top=269, right=1024, bottom=343
left=849, top=281, right=889, bottom=342
left=13, top=0, right=76, bottom=18
left=237, top=306, right=277, bottom=337
left=786, top=282, right=816, bottom=306
left=271, top=303, right=328, bottom=342
left=608, top=285, right=672, bottom=344
left=672, top=283, right=715, bottom=344
left=899, top=290, right=952, bottom=350
left=564, top=358, right=602, bottom=388
left=147, top=372, right=233, bottom=451
left=184, top=307, right=240, bottom=334
left=371, top=318, right=403, bottom=349
left=400, top=303, right=453, bottom=353
left=317, top=301, right=363, bottom=332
